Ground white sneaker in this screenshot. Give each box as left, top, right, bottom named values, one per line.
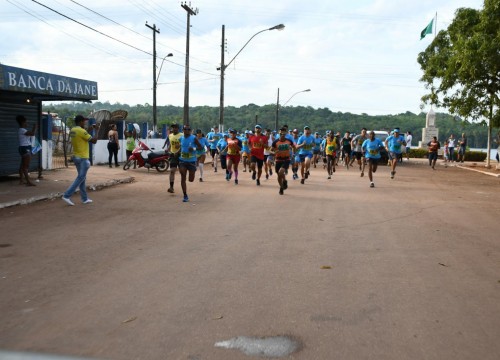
left=83, top=199, right=93, bottom=204
left=62, top=197, right=75, bottom=206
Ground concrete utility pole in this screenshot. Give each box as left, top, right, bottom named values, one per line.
left=145, top=23, right=160, bottom=133
left=219, top=25, right=226, bottom=133
left=181, top=2, right=199, bottom=126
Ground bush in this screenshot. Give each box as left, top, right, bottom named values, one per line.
left=409, top=148, right=428, bottom=158
left=464, top=151, right=487, bottom=162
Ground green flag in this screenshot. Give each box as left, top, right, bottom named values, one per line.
left=420, top=18, right=434, bottom=40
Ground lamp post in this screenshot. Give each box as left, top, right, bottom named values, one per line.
left=219, top=23, right=285, bottom=133
left=153, top=53, right=173, bottom=133
left=275, top=88, right=311, bottom=130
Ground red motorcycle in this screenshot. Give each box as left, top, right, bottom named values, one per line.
left=123, top=141, right=170, bottom=172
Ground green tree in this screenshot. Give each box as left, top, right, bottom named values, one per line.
left=417, top=0, right=500, bottom=166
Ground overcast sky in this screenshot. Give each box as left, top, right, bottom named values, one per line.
left=1, top=0, right=484, bottom=115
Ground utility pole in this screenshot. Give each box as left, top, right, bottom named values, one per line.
left=145, top=22, right=160, bottom=133
left=275, top=87, right=280, bottom=131
left=181, top=2, right=198, bottom=126
left=219, top=24, right=225, bottom=133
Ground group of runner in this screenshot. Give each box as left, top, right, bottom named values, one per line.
left=163, top=123, right=408, bottom=201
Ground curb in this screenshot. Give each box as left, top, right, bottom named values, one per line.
left=456, top=165, right=500, bottom=178
left=0, top=177, right=135, bottom=209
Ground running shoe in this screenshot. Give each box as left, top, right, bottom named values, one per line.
left=293, top=173, right=298, bottom=180
left=266, top=174, right=269, bottom=180
left=327, top=176, right=331, bottom=179
left=279, top=187, right=284, bottom=195
left=183, top=195, right=189, bottom=202
left=283, top=180, right=288, bottom=190
left=168, top=187, right=174, bottom=193
left=62, top=197, right=74, bottom=206
left=305, top=171, right=309, bottom=179
left=252, top=171, right=256, bottom=180
left=269, top=169, right=273, bottom=176
left=360, top=172, right=364, bottom=177
left=301, top=179, right=305, bottom=184
left=82, top=199, right=93, bottom=204
left=391, top=171, right=395, bottom=179
left=214, top=168, right=217, bottom=172
left=199, top=178, right=203, bottom=182
left=226, top=173, right=230, bottom=181
left=370, top=182, right=375, bottom=188
left=256, top=179, right=261, bottom=186
left=235, top=179, right=238, bottom=185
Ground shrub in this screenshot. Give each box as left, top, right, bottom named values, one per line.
left=464, top=151, right=487, bottom=162
left=409, top=148, right=428, bottom=158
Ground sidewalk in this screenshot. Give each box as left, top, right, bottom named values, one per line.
left=0, top=165, right=135, bottom=209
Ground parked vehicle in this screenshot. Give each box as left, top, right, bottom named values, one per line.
left=123, top=141, right=169, bottom=172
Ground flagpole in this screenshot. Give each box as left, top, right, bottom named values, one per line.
left=434, top=12, right=437, bottom=37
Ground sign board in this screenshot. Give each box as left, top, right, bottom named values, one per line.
left=0, top=64, right=98, bottom=101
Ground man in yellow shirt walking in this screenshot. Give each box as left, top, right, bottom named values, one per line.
left=62, top=115, right=99, bottom=206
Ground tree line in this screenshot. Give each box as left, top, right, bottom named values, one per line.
left=43, top=101, right=493, bottom=148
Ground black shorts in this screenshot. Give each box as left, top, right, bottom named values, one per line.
left=275, top=160, right=290, bottom=172
left=353, top=151, right=363, bottom=160
left=169, top=153, right=180, bottom=168
left=178, top=161, right=197, bottom=172
left=313, top=149, right=320, bottom=155
left=210, top=148, right=218, bottom=157
left=18, top=145, right=32, bottom=156
left=428, top=152, right=438, bottom=161
left=367, top=158, right=379, bottom=165
left=251, top=156, right=264, bottom=168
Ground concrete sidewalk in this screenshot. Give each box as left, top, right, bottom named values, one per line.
left=0, top=165, right=135, bottom=209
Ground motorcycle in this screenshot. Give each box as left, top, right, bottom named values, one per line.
left=123, top=141, right=170, bottom=172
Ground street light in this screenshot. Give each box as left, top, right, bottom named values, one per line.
left=219, top=23, right=285, bottom=133
left=275, top=88, right=311, bottom=130
left=153, top=53, right=173, bottom=133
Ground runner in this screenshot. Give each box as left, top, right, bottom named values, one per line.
left=427, top=136, right=441, bottom=169
left=361, top=131, right=384, bottom=188
left=312, top=132, right=323, bottom=168
left=178, top=125, right=202, bottom=202
left=207, top=126, right=222, bottom=172
left=195, top=129, right=209, bottom=182
left=248, top=124, right=268, bottom=186
left=272, top=127, right=295, bottom=195
left=291, top=128, right=300, bottom=180
left=264, top=128, right=274, bottom=180
left=385, top=128, right=406, bottom=179
left=165, top=123, right=182, bottom=194
left=340, top=131, right=352, bottom=169
left=216, top=133, right=229, bottom=178
left=295, top=126, right=315, bottom=184
left=321, top=130, right=337, bottom=179
left=226, top=129, right=243, bottom=184
left=351, top=128, right=367, bottom=172
left=240, top=130, right=251, bottom=172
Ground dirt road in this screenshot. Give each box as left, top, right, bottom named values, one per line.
left=1, top=162, right=499, bottom=359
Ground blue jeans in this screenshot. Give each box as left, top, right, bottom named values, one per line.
left=64, top=156, right=90, bottom=201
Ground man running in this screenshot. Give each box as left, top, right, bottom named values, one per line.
left=295, top=126, right=315, bottom=184
left=272, top=127, right=295, bottom=195
left=165, top=123, right=182, bottom=193
left=351, top=128, right=367, bottom=172
left=195, top=129, right=209, bottom=182
left=178, top=125, right=202, bottom=202
left=340, top=131, right=352, bottom=169
left=291, top=129, right=300, bottom=180
left=248, top=124, right=268, bottom=186
left=312, top=132, right=323, bottom=168
left=264, top=128, right=274, bottom=180
left=385, top=128, right=406, bottom=179
left=207, top=126, right=222, bottom=172
left=240, top=130, right=251, bottom=172
left=321, top=130, right=337, bottom=179
left=427, top=136, right=440, bottom=169
left=362, top=131, right=384, bottom=188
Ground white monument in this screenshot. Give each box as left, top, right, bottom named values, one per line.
left=420, top=108, right=439, bottom=148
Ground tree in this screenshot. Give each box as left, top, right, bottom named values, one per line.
left=417, top=0, right=500, bottom=166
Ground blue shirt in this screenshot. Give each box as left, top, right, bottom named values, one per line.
left=362, top=138, right=383, bottom=159
left=196, top=137, right=209, bottom=156
left=179, top=134, right=198, bottom=163
left=386, top=135, right=405, bottom=154
left=207, top=131, right=222, bottom=150
left=216, top=138, right=228, bottom=155
left=314, top=137, right=322, bottom=151
left=239, top=135, right=250, bottom=153
left=297, top=134, right=315, bottom=155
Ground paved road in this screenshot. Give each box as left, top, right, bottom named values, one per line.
left=1, top=162, right=499, bottom=359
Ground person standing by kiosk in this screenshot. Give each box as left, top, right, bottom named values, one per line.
left=16, top=115, right=37, bottom=187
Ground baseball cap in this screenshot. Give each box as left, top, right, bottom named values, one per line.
left=195, top=129, right=202, bottom=134
left=304, top=125, right=310, bottom=130
left=255, top=124, right=262, bottom=129
left=393, top=129, right=400, bottom=133
left=228, top=128, right=236, bottom=133
left=171, top=123, right=179, bottom=128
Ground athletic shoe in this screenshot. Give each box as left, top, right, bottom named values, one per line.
left=183, top=195, right=189, bottom=202
left=283, top=180, right=288, bottom=190
left=292, top=173, right=298, bottom=180
left=266, top=174, right=269, bottom=180
left=279, top=187, right=284, bottom=195
left=327, top=176, right=331, bottom=179
left=243, top=169, right=247, bottom=172
left=370, top=182, right=375, bottom=188
left=167, top=187, right=174, bottom=193
left=226, top=173, right=230, bottom=181
left=391, top=171, right=395, bottom=179
left=301, top=179, right=305, bottom=184
left=252, top=171, right=256, bottom=180
left=360, top=172, right=364, bottom=177
left=199, top=178, right=203, bottom=182
left=214, top=168, right=217, bottom=172
left=62, top=196, right=74, bottom=206
left=256, top=179, right=260, bottom=186
left=305, top=171, right=309, bottom=179
left=82, top=199, right=93, bottom=204
left=269, top=169, right=273, bottom=175
left=235, top=179, right=238, bottom=185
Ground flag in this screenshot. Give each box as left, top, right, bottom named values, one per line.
left=420, top=18, right=434, bottom=40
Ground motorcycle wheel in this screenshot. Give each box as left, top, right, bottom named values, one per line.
left=156, top=160, right=169, bottom=172
left=123, top=160, right=132, bottom=170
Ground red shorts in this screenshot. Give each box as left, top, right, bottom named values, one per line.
left=227, top=154, right=241, bottom=164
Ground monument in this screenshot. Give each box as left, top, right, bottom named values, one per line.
left=420, top=108, right=439, bottom=148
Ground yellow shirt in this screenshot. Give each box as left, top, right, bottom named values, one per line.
left=169, top=133, right=182, bottom=153
left=70, top=126, right=92, bottom=158
left=325, top=138, right=337, bottom=156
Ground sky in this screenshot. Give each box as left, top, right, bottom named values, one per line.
left=1, top=0, right=485, bottom=116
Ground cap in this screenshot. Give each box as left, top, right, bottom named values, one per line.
left=228, top=128, right=236, bottom=133
left=314, top=132, right=319, bottom=135
left=393, top=128, right=400, bottom=133
left=304, top=125, right=310, bottom=130
left=223, top=133, right=229, bottom=137
left=255, top=124, right=262, bottom=129
left=195, top=129, right=202, bottom=134
left=182, top=125, right=191, bottom=130
left=171, top=123, right=179, bottom=128
left=292, top=128, right=298, bottom=133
